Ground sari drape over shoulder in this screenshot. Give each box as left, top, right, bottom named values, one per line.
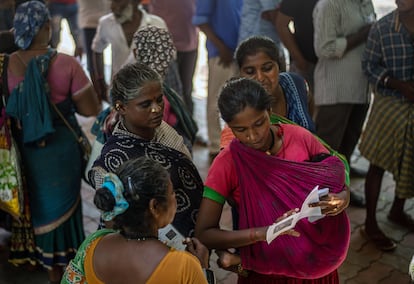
left=230, top=140, right=350, bottom=279
left=5, top=50, right=86, bottom=269
left=91, top=124, right=203, bottom=236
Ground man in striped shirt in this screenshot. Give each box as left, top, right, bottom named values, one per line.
left=312, top=0, right=375, bottom=195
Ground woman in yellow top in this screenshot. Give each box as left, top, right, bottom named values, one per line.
left=62, top=157, right=212, bottom=284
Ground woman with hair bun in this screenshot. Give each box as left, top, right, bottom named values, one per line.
left=63, top=157, right=211, bottom=284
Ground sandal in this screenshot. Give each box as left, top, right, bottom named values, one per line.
left=359, top=226, right=396, bottom=252
left=387, top=212, right=414, bottom=230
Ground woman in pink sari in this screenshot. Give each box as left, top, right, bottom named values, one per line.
left=195, top=77, right=350, bottom=283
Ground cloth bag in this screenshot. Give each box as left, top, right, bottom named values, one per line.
left=0, top=54, right=23, bottom=219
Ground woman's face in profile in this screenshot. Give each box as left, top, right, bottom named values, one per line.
left=228, top=106, right=272, bottom=152
left=120, top=81, right=164, bottom=137
left=240, top=51, right=280, bottom=96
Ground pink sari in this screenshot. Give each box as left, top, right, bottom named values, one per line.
left=230, top=140, right=350, bottom=279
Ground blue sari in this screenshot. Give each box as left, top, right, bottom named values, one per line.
left=279, top=72, right=315, bottom=133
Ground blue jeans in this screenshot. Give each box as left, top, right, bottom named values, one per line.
left=48, top=2, right=82, bottom=49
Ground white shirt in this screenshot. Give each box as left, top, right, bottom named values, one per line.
left=92, top=6, right=166, bottom=77
left=313, top=0, right=375, bottom=105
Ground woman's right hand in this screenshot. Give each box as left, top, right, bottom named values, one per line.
left=276, top=208, right=301, bottom=237
left=253, top=210, right=301, bottom=242
left=183, top=237, right=210, bottom=268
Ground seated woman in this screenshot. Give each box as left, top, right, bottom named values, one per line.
left=195, top=78, right=350, bottom=283
left=62, top=157, right=211, bottom=284
left=89, top=62, right=203, bottom=237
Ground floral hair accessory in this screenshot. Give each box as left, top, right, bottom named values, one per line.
left=101, top=173, right=129, bottom=221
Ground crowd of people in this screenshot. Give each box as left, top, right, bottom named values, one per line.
left=0, top=0, right=412, bottom=283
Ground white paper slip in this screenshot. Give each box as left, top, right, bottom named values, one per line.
left=266, top=186, right=329, bottom=244
left=158, top=224, right=186, bottom=250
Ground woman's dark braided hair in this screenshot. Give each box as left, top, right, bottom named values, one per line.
left=94, top=156, right=170, bottom=237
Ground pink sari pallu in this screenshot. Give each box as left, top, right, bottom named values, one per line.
left=230, top=141, right=350, bottom=279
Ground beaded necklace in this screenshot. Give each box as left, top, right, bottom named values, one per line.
left=121, top=231, right=159, bottom=241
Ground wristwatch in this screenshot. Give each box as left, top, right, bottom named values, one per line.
left=203, top=268, right=216, bottom=284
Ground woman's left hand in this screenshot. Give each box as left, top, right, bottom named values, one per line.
left=309, top=186, right=350, bottom=216
left=183, top=237, right=210, bottom=268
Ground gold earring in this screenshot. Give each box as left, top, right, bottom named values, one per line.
left=150, top=108, right=157, bottom=113
left=115, top=103, right=121, bottom=111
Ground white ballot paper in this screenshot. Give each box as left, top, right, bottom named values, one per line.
left=158, top=224, right=186, bottom=250
left=266, top=186, right=329, bottom=244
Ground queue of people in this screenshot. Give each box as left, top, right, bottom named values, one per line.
left=0, top=0, right=412, bottom=283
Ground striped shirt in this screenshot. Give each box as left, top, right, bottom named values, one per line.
left=362, top=10, right=414, bottom=99
left=313, top=0, right=375, bottom=105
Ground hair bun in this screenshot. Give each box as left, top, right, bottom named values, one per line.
left=94, top=187, right=116, bottom=211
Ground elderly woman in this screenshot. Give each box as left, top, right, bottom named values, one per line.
left=130, top=25, right=198, bottom=148
left=89, top=62, right=203, bottom=237
left=63, top=157, right=211, bottom=284
left=91, top=26, right=197, bottom=157
left=4, top=1, right=100, bottom=282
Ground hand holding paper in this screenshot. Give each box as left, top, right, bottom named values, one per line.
left=266, top=186, right=329, bottom=244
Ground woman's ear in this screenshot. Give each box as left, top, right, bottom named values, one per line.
left=148, top=198, right=159, bottom=217
left=114, top=100, right=125, bottom=114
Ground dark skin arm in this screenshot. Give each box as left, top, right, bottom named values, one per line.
left=195, top=198, right=268, bottom=249
left=198, top=23, right=233, bottom=67
left=386, top=77, right=414, bottom=102
left=184, top=237, right=210, bottom=268
left=345, top=24, right=372, bottom=53
left=195, top=198, right=299, bottom=250
left=72, top=84, right=102, bottom=117
left=275, top=11, right=309, bottom=73
left=91, top=51, right=108, bottom=102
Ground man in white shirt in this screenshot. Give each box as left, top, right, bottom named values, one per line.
left=91, top=0, right=166, bottom=100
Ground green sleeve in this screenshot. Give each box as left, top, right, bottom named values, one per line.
left=203, top=186, right=226, bottom=205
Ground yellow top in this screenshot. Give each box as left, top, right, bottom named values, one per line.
left=84, top=237, right=208, bottom=284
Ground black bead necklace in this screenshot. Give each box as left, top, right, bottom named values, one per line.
left=121, top=231, right=159, bottom=241
left=265, top=127, right=276, bottom=155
